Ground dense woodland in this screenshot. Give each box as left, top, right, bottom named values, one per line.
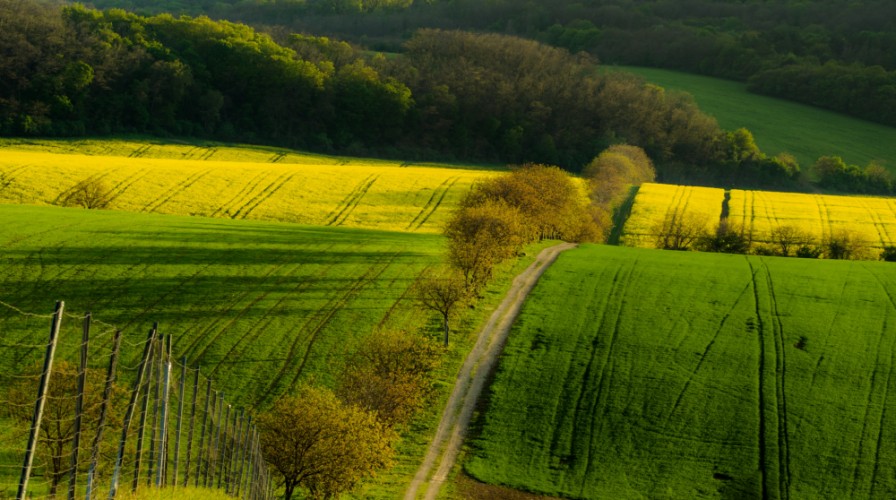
left=78, top=0, right=896, bottom=128
left=1, top=0, right=808, bottom=188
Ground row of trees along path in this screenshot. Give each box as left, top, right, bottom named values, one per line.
left=405, top=242, right=576, bottom=500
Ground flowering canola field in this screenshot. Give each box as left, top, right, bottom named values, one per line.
left=622, top=183, right=725, bottom=247
left=0, top=139, right=498, bottom=233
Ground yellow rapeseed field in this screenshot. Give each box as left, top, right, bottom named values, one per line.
left=729, top=189, right=896, bottom=249
left=0, top=140, right=500, bottom=233
left=622, top=183, right=725, bottom=247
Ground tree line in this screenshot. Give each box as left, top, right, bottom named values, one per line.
left=3, top=1, right=806, bottom=188
left=90, top=0, right=896, bottom=128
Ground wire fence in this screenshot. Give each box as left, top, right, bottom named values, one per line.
left=0, top=301, right=274, bottom=500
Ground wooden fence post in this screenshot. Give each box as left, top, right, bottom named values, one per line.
left=108, top=324, right=157, bottom=499
left=67, top=312, right=90, bottom=500
left=156, top=335, right=172, bottom=487
left=184, top=366, right=200, bottom=487
left=172, top=356, right=187, bottom=486
left=16, top=301, right=64, bottom=500
left=86, top=329, right=122, bottom=499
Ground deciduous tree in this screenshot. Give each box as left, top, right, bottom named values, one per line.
left=258, top=385, right=396, bottom=500
left=414, top=267, right=468, bottom=346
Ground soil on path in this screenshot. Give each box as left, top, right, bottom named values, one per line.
left=404, top=242, right=577, bottom=500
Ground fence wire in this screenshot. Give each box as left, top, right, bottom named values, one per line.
left=0, top=301, right=273, bottom=500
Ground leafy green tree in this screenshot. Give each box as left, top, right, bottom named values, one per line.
left=258, top=386, right=396, bottom=500
left=414, top=267, right=468, bottom=347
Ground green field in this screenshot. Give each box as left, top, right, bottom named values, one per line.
left=466, top=244, right=896, bottom=499
left=0, top=204, right=444, bottom=408
left=613, top=66, right=896, bottom=172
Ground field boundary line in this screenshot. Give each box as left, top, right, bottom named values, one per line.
left=404, top=242, right=576, bottom=500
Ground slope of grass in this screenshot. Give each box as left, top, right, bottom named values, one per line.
left=0, top=204, right=444, bottom=408
left=612, top=66, right=896, bottom=171
left=466, top=244, right=896, bottom=499
left=0, top=138, right=499, bottom=233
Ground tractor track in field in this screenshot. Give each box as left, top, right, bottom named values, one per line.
left=209, top=171, right=269, bottom=218
left=405, top=242, right=575, bottom=500
left=254, top=255, right=396, bottom=407
left=233, top=171, right=297, bottom=219
left=860, top=198, right=891, bottom=246
left=665, top=277, right=754, bottom=424
left=579, top=257, right=639, bottom=489
left=746, top=257, right=771, bottom=500
left=107, top=170, right=151, bottom=204
left=406, top=177, right=460, bottom=231
left=326, top=175, right=380, bottom=226
left=762, top=258, right=792, bottom=500
left=143, top=169, right=213, bottom=213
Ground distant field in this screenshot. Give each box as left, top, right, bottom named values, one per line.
left=0, top=205, right=444, bottom=408
left=613, top=66, right=896, bottom=172
left=466, top=244, right=896, bottom=499
left=624, top=182, right=896, bottom=253
left=621, top=183, right=725, bottom=247
left=0, top=138, right=498, bottom=233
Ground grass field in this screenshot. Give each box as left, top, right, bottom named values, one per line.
left=0, top=204, right=446, bottom=408
left=0, top=138, right=498, bottom=233
left=611, top=66, right=896, bottom=172
left=465, top=244, right=896, bottom=499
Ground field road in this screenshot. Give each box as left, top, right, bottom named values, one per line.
left=405, top=242, right=577, bottom=500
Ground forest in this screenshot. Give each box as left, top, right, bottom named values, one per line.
left=78, top=0, right=896, bottom=128
left=1, top=0, right=807, bottom=188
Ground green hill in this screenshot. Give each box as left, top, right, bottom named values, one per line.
left=466, top=244, right=896, bottom=499
left=614, top=66, right=896, bottom=173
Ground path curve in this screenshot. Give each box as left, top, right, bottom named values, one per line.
left=404, top=242, right=577, bottom=500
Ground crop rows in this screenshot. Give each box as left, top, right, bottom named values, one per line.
left=622, top=183, right=725, bottom=247
left=0, top=148, right=495, bottom=233
left=729, top=189, right=896, bottom=250
left=466, top=244, right=896, bottom=499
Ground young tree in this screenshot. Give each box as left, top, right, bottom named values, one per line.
left=652, top=212, right=710, bottom=250
left=337, top=329, right=443, bottom=427
left=58, top=177, right=113, bottom=209
left=769, top=224, right=813, bottom=257
left=258, top=385, right=396, bottom=500
left=445, top=199, right=527, bottom=292
left=414, top=267, right=468, bottom=346
left=6, top=361, right=124, bottom=498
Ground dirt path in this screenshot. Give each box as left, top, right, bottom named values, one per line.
left=404, top=242, right=577, bottom=500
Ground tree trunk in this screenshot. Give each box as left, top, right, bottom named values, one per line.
left=442, top=314, right=449, bottom=347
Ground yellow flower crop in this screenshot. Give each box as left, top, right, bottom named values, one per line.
left=622, top=183, right=725, bottom=247
left=0, top=142, right=499, bottom=233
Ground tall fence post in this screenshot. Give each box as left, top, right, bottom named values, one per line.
left=202, top=388, right=216, bottom=487
left=17, top=300, right=64, bottom=500
left=67, top=312, right=91, bottom=500
left=184, top=366, right=201, bottom=487
left=132, top=335, right=157, bottom=492
left=109, top=324, right=157, bottom=499
left=172, top=356, right=187, bottom=487
left=86, top=328, right=122, bottom=500
left=147, top=335, right=163, bottom=487
left=157, top=335, right=172, bottom=487
left=211, top=393, right=224, bottom=487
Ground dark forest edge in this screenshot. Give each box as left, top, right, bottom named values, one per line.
left=78, top=0, right=896, bottom=130
left=1, top=1, right=890, bottom=193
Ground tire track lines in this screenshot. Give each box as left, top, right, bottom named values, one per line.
left=209, top=171, right=271, bottom=218
left=815, top=194, right=832, bottom=243
left=406, top=177, right=460, bottom=231
left=665, top=277, right=754, bottom=424
left=761, top=258, right=791, bottom=500
left=179, top=262, right=289, bottom=359
left=326, top=175, right=379, bottom=226
left=746, top=257, right=771, bottom=500
left=128, top=144, right=152, bottom=158
left=548, top=266, right=622, bottom=467
left=255, top=256, right=394, bottom=406
left=861, top=265, right=896, bottom=499
left=578, top=258, right=638, bottom=495
left=142, top=169, right=213, bottom=213
left=208, top=261, right=338, bottom=382
left=233, top=171, right=297, bottom=219
left=861, top=198, right=892, bottom=247
left=106, top=169, right=151, bottom=204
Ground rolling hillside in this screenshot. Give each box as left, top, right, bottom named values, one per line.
left=466, top=244, right=896, bottom=499
left=0, top=138, right=498, bottom=233
left=614, top=67, right=896, bottom=172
